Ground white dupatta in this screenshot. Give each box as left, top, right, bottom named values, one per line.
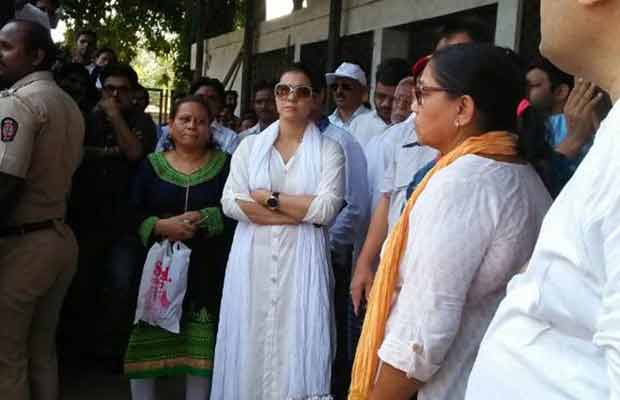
left=212, top=121, right=334, bottom=400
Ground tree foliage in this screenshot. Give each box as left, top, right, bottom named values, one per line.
left=61, top=0, right=242, bottom=89
left=132, top=47, right=175, bottom=88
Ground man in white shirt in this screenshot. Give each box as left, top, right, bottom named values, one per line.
left=238, top=80, right=278, bottom=140
left=351, top=76, right=437, bottom=314
left=363, top=63, right=414, bottom=210
left=466, top=1, right=620, bottom=399
left=326, top=62, right=372, bottom=139
left=371, top=58, right=411, bottom=126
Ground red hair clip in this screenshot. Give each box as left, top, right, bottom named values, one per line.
left=517, top=99, right=531, bottom=117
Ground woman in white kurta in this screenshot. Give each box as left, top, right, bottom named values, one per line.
left=212, top=64, right=345, bottom=400
left=350, top=44, right=557, bottom=400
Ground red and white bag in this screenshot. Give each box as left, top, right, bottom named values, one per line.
left=134, top=240, right=191, bottom=334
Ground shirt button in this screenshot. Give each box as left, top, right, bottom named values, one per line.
left=271, top=277, right=277, bottom=284
left=412, top=343, right=422, bottom=354
left=271, top=299, right=277, bottom=306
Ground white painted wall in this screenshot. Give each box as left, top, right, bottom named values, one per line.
left=198, top=0, right=524, bottom=103
left=203, top=30, right=244, bottom=112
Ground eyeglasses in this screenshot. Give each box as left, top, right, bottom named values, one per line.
left=414, top=84, right=453, bottom=107
left=274, top=83, right=313, bottom=99
left=393, top=96, right=412, bottom=108
left=330, top=82, right=354, bottom=92
left=103, top=84, right=131, bottom=96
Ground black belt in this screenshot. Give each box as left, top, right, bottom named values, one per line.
left=0, top=220, right=57, bottom=237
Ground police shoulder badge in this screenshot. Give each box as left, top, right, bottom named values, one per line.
left=1, top=118, right=18, bottom=142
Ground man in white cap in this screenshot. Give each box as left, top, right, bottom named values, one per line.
left=326, top=62, right=387, bottom=148
left=326, top=62, right=369, bottom=128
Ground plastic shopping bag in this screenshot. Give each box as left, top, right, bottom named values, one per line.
left=134, top=240, right=192, bottom=334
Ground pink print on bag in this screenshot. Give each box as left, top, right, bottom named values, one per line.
left=146, top=260, right=172, bottom=316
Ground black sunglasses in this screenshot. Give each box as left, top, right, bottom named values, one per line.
left=330, top=82, right=354, bottom=92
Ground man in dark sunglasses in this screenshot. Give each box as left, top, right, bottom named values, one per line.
left=326, top=62, right=370, bottom=132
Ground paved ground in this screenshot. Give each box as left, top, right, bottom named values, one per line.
left=59, top=357, right=184, bottom=400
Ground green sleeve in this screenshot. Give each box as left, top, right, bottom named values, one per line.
left=198, top=207, right=224, bottom=237
left=138, top=216, right=159, bottom=246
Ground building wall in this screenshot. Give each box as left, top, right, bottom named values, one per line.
left=200, top=0, right=524, bottom=106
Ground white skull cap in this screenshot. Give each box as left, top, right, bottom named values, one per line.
left=325, top=62, right=368, bottom=87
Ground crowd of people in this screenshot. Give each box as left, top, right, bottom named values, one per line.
left=1, top=1, right=620, bottom=400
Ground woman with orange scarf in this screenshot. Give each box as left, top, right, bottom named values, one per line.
left=349, top=44, right=555, bottom=400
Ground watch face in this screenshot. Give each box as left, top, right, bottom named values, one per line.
left=267, top=197, right=278, bottom=208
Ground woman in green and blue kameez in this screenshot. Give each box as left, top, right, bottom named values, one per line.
left=124, top=96, right=235, bottom=400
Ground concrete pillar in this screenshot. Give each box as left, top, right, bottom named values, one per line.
left=495, top=0, right=524, bottom=50
left=294, top=42, right=302, bottom=62
left=370, top=28, right=383, bottom=92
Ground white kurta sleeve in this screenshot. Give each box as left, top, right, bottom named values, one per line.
left=378, top=177, right=496, bottom=382
left=221, top=137, right=254, bottom=223
left=303, top=138, right=345, bottom=226
left=593, top=185, right=620, bottom=397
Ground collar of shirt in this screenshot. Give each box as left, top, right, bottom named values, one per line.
left=369, top=109, right=390, bottom=129
left=211, top=121, right=237, bottom=137
left=547, top=114, right=568, bottom=147
left=400, top=114, right=418, bottom=148
left=247, top=123, right=260, bottom=134
left=329, top=105, right=370, bottom=127
left=10, top=71, right=54, bottom=91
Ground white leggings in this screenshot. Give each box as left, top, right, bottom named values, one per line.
left=130, top=375, right=210, bottom=400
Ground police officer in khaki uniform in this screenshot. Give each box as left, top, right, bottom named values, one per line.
left=0, top=20, right=84, bottom=400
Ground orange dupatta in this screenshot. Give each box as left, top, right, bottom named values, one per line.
left=348, top=131, right=518, bottom=399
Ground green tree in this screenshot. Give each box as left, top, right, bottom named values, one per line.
left=132, top=47, right=175, bottom=89
left=60, top=0, right=242, bottom=90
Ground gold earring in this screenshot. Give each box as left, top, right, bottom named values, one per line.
left=455, top=120, right=460, bottom=128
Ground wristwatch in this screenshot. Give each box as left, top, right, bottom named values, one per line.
left=266, top=192, right=280, bottom=210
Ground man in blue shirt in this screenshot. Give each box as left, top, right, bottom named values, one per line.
left=527, top=57, right=600, bottom=169
left=307, top=65, right=370, bottom=400
left=527, top=57, right=573, bottom=145
left=156, top=77, right=240, bottom=154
